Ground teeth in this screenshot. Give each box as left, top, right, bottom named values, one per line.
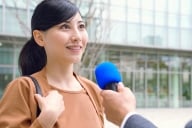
left=67, top=46, right=81, bottom=50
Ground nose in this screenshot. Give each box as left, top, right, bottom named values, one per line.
left=71, top=28, right=81, bottom=42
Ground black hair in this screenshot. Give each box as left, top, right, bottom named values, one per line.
left=18, top=0, right=79, bottom=76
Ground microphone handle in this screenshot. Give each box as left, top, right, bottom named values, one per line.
left=105, top=83, right=118, bottom=91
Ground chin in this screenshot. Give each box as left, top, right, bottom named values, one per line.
left=74, top=60, right=81, bottom=64
left=72, top=57, right=82, bottom=63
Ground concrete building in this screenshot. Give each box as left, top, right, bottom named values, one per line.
left=0, top=0, right=192, bottom=110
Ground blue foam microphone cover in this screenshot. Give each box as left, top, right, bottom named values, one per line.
left=95, top=62, right=122, bottom=91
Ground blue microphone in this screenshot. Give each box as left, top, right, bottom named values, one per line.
left=95, top=61, right=122, bottom=91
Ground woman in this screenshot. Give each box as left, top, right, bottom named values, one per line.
left=0, top=0, right=104, bottom=128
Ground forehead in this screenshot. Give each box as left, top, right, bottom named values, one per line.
left=46, top=13, right=83, bottom=31
left=66, top=13, right=83, bottom=23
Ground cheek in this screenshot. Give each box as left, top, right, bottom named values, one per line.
left=83, top=32, right=88, bottom=45
left=44, top=35, right=64, bottom=54
left=47, top=33, right=66, bottom=47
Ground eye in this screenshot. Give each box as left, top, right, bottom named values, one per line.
left=60, top=24, right=70, bottom=30
left=79, top=23, right=86, bottom=29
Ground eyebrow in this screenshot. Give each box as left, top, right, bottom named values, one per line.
left=65, top=20, right=85, bottom=24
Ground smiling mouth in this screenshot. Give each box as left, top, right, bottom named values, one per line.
left=66, top=46, right=82, bottom=50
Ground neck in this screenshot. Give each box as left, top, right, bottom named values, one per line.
left=45, top=61, right=74, bottom=78
left=44, top=62, right=82, bottom=91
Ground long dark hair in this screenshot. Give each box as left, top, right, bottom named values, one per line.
left=19, top=0, right=79, bottom=75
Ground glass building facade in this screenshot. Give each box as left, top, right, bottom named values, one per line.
left=0, top=0, right=192, bottom=108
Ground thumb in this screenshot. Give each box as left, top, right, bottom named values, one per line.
left=117, top=82, right=124, bottom=92
left=34, top=94, right=44, bottom=109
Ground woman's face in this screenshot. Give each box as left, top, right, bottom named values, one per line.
left=40, top=13, right=88, bottom=64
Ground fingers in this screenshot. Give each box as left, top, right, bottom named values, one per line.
left=34, top=90, right=65, bottom=111
left=35, top=94, right=44, bottom=109
left=101, top=83, right=124, bottom=97
left=47, top=90, right=63, bottom=101
left=117, top=83, right=133, bottom=96
left=48, top=90, right=59, bottom=94
left=100, top=88, right=114, bottom=96
left=35, top=94, right=43, bottom=101
left=117, top=82, right=124, bottom=92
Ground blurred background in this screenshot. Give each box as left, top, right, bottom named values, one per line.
left=0, top=0, right=192, bottom=127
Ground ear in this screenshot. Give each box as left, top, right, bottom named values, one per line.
left=33, top=30, right=45, bottom=47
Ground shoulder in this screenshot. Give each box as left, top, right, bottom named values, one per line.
left=9, top=76, right=31, bottom=84
left=0, top=76, right=39, bottom=122
left=4, top=76, right=36, bottom=96
left=7, top=76, right=33, bottom=87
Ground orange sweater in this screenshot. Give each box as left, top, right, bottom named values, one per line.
left=0, top=68, right=104, bottom=128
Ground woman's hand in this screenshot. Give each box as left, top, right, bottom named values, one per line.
left=35, top=90, right=65, bottom=128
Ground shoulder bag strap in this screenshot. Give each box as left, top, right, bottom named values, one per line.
left=28, top=76, right=42, bottom=117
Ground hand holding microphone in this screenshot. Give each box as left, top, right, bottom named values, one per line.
left=96, top=62, right=157, bottom=128
left=95, top=62, right=136, bottom=125
left=95, top=62, right=122, bottom=91
left=101, top=83, right=136, bottom=126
